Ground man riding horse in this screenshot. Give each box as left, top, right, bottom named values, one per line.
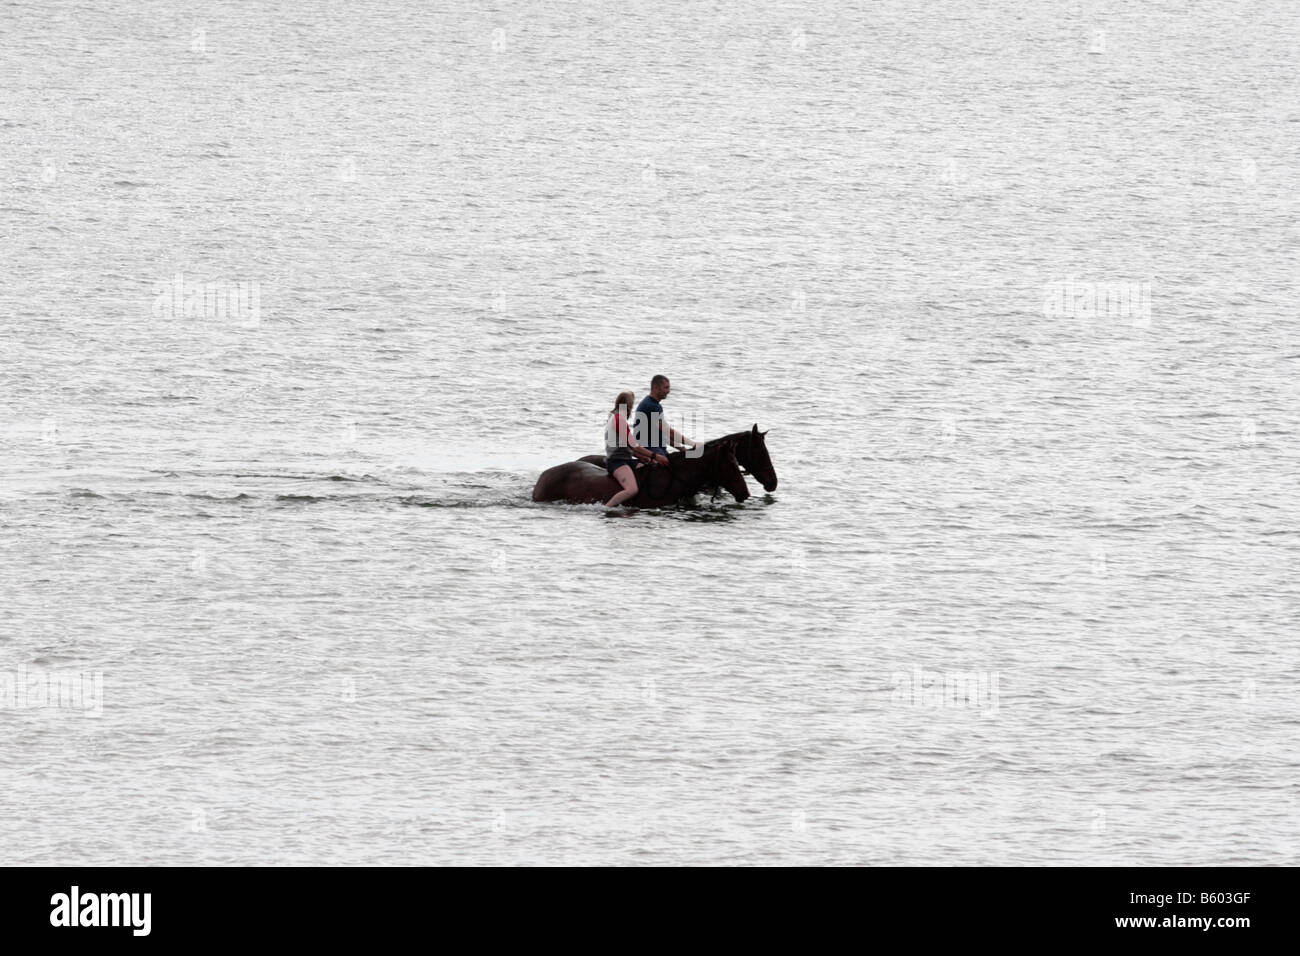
left=636, top=374, right=700, bottom=462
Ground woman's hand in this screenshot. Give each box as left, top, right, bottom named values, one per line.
left=653, top=453, right=669, bottom=466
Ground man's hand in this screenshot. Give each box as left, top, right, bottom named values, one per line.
left=653, top=453, right=670, bottom=466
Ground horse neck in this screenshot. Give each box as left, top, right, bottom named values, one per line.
left=706, top=431, right=750, bottom=451
left=691, top=444, right=735, bottom=485
left=707, top=431, right=752, bottom=464
left=661, top=444, right=729, bottom=495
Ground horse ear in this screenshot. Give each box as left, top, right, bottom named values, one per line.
left=761, top=430, right=769, bottom=437
left=751, top=423, right=759, bottom=434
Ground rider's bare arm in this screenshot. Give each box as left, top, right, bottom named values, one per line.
left=668, top=426, right=697, bottom=449
left=624, top=432, right=661, bottom=463
left=614, top=416, right=668, bottom=464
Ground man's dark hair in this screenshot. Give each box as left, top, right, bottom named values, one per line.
left=651, top=374, right=669, bottom=388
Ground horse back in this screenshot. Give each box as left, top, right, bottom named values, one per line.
left=532, top=460, right=614, bottom=502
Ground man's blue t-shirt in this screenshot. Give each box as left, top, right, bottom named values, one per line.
left=635, top=395, right=667, bottom=454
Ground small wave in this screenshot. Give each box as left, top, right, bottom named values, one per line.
left=398, top=496, right=532, bottom=509
left=28, top=656, right=82, bottom=667
left=157, top=470, right=385, bottom=484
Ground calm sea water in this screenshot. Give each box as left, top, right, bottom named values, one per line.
left=2, top=0, right=1297, bottom=865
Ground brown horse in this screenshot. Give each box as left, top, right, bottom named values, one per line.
left=533, top=439, right=751, bottom=507
left=577, top=424, right=778, bottom=493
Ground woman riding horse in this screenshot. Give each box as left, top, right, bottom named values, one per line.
left=604, top=390, right=669, bottom=508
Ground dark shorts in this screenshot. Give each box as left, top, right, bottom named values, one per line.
left=606, top=458, right=637, bottom=478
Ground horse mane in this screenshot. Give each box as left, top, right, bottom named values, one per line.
left=703, top=431, right=751, bottom=448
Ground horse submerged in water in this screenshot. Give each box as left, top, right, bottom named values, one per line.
left=576, top=424, right=779, bottom=494
left=532, top=437, right=751, bottom=507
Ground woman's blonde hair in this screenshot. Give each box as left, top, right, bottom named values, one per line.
left=610, top=390, right=635, bottom=415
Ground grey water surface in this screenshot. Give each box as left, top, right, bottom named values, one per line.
left=2, top=0, right=1297, bottom=864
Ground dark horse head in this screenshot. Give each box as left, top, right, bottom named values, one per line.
left=710, top=440, right=751, bottom=503
left=705, top=425, right=778, bottom=493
